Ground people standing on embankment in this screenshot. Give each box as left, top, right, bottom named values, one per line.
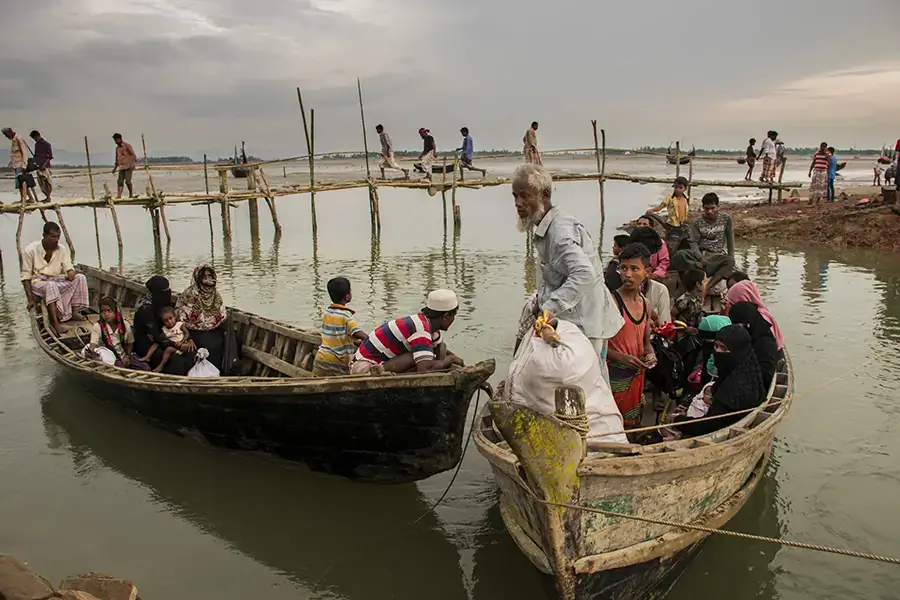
left=757, top=130, right=778, bottom=183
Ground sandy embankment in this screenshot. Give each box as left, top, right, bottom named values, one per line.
left=729, top=184, right=900, bottom=250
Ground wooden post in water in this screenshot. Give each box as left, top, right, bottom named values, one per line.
left=258, top=166, right=282, bottom=235
left=451, top=155, right=461, bottom=230
left=590, top=120, right=606, bottom=229
left=310, top=108, right=318, bottom=235
left=776, top=158, right=788, bottom=203
left=203, top=153, right=213, bottom=235
left=84, top=136, right=102, bottom=266
left=687, top=146, right=695, bottom=200
left=296, top=87, right=317, bottom=235
left=357, top=78, right=378, bottom=229
left=52, top=204, right=75, bottom=262
left=217, top=169, right=232, bottom=239
left=101, top=183, right=124, bottom=274
left=141, top=134, right=171, bottom=244
left=677, top=142, right=684, bottom=178
left=248, top=166, right=260, bottom=231
left=441, top=156, right=448, bottom=208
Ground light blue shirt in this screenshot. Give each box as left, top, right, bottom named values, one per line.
left=533, top=206, right=624, bottom=340
left=461, top=135, right=474, bottom=161
left=828, top=155, right=838, bottom=180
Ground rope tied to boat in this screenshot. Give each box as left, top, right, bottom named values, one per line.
left=511, top=480, right=900, bottom=566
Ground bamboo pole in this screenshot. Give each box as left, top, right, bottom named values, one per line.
left=296, top=87, right=317, bottom=233
left=600, top=129, right=607, bottom=231
left=84, top=136, right=102, bottom=266
left=687, top=146, right=695, bottom=200
left=356, top=78, right=372, bottom=180
left=141, top=134, right=171, bottom=244
left=440, top=156, right=448, bottom=208
left=310, top=108, right=318, bottom=235
left=203, top=153, right=213, bottom=235
left=15, top=197, right=24, bottom=271
left=776, top=158, right=788, bottom=203
left=102, top=183, right=124, bottom=274
left=677, top=142, right=684, bottom=178
left=591, top=120, right=605, bottom=228
left=52, top=204, right=75, bottom=262
left=258, top=166, right=282, bottom=235
left=451, top=155, right=460, bottom=230
left=218, top=170, right=232, bottom=238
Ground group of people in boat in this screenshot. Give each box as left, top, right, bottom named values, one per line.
left=510, top=163, right=784, bottom=441
left=22, top=222, right=236, bottom=376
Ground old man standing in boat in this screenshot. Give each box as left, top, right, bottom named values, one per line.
left=512, top=164, right=623, bottom=383
left=21, top=221, right=89, bottom=335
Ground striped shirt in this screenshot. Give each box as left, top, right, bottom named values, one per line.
left=812, top=151, right=829, bottom=171
left=313, top=304, right=363, bottom=373
left=356, top=313, right=442, bottom=365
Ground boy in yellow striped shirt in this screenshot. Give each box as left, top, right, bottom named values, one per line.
left=312, top=277, right=368, bottom=375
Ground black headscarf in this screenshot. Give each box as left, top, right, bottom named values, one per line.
left=728, top=301, right=780, bottom=388
left=629, top=226, right=663, bottom=254
left=711, top=325, right=766, bottom=412
left=139, top=275, right=172, bottom=310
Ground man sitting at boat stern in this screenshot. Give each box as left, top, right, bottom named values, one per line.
left=351, top=289, right=465, bottom=375
left=512, top=163, right=624, bottom=384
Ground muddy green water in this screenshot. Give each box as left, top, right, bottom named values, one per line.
left=1, top=180, right=899, bottom=599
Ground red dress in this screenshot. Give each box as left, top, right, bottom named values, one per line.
left=607, top=291, right=648, bottom=427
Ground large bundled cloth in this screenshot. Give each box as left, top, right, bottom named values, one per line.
left=505, top=318, right=628, bottom=444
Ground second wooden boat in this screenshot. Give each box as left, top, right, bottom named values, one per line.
left=32, top=265, right=495, bottom=484
left=474, top=355, right=793, bottom=599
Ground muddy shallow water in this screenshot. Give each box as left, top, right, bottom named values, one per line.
left=0, top=178, right=898, bottom=599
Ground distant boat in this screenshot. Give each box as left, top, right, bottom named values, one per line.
left=836, top=162, right=847, bottom=172
left=231, top=141, right=250, bottom=178
left=665, top=146, right=695, bottom=165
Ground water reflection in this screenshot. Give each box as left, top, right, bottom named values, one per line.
left=40, top=376, right=469, bottom=600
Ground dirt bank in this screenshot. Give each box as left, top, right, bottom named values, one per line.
left=728, top=185, right=900, bottom=250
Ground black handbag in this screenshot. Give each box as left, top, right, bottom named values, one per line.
left=25, top=157, right=38, bottom=173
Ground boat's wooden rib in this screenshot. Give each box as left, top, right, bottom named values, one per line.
left=33, top=264, right=495, bottom=483
left=474, top=354, right=793, bottom=600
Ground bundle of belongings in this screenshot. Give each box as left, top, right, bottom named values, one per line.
left=504, top=307, right=628, bottom=445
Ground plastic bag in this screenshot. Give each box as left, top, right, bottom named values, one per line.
left=188, top=347, right=220, bottom=378
left=82, top=345, right=116, bottom=365
left=505, top=319, right=628, bottom=445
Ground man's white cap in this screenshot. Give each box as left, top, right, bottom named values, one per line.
left=426, top=289, right=458, bottom=312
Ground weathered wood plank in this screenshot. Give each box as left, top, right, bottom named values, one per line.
left=241, top=346, right=313, bottom=378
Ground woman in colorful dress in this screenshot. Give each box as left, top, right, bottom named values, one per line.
left=807, top=142, right=830, bottom=205
left=176, top=263, right=237, bottom=374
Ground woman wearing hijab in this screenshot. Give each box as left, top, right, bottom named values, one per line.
left=176, top=264, right=236, bottom=373
left=724, top=280, right=784, bottom=350
left=728, top=301, right=782, bottom=389
left=133, top=275, right=195, bottom=375
left=697, top=314, right=731, bottom=386
left=676, top=325, right=766, bottom=437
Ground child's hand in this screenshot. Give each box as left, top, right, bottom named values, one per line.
left=620, top=355, right=648, bottom=371
left=642, top=353, right=657, bottom=369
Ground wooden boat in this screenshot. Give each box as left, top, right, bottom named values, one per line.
left=231, top=141, right=250, bottom=178
left=413, top=161, right=456, bottom=175
left=32, top=265, right=495, bottom=484
left=665, top=149, right=695, bottom=165
left=474, top=356, right=793, bottom=600
left=836, top=161, right=847, bottom=172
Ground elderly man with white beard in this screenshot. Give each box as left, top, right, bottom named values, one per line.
left=512, top=164, right=624, bottom=383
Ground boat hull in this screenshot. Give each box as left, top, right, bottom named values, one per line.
left=32, top=264, right=495, bottom=484
left=64, top=367, right=482, bottom=483
left=475, top=359, right=792, bottom=599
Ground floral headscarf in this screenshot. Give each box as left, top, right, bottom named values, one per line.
left=725, top=281, right=784, bottom=350
left=176, top=263, right=227, bottom=331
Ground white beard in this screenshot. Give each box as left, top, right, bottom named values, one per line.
left=516, top=206, right=546, bottom=233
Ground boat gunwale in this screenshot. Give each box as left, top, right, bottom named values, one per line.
left=35, top=265, right=495, bottom=395
left=473, top=351, right=793, bottom=475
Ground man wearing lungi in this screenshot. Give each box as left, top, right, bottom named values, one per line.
left=21, top=221, right=89, bottom=335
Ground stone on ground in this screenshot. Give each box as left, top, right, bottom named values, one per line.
left=58, top=574, right=136, bottom=600
left=0, top=555, right=54, bottom=600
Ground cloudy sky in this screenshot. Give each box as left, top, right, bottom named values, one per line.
left=2, top=0, right=898, bottom=158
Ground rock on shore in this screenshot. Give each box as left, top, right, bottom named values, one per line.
left=0, top=556, right=138, bottom=600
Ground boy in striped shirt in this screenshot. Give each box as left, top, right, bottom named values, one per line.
left=312, top=277, right=368, bottom=375
left=351, top=289, right=464, bottom=375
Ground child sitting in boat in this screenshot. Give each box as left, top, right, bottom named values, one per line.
left=140, top=306, right=190, bottom=373
left=671, top=268, right=706, bottom=333
left=312, top=277, right=368, bottom=376
left=87, top=296, right=149, bottom=370
left=604, top=234, right=631, bottom=291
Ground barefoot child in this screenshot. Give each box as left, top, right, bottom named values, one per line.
left=88, top=296, right=148, bottom=369
left=141, top=306, right=191, bottom=372
left=607, top=243, right=656, bottom=428
left=313, top=277, right=368, bottom=375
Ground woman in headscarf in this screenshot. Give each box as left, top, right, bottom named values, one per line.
left=698, top=314, right=731, bottom=386
left=724, top=280, right=784, bottom=350
left=675, top=325, right=767, bottom=437
left=728, top=301, right=783, bottom=390
left=176, top=264, right=236, bottom=373
left=133, top=275, right=195, bottom=375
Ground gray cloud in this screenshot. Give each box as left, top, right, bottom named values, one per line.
left=1, top=0, right=899, bottom=159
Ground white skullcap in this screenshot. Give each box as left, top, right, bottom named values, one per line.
left=426, top=289, right=458, bottom=312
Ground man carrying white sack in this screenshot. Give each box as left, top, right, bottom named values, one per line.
left=505, top=318, right=629, bottom=445
left=512, top=163, right=624, bottom=384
